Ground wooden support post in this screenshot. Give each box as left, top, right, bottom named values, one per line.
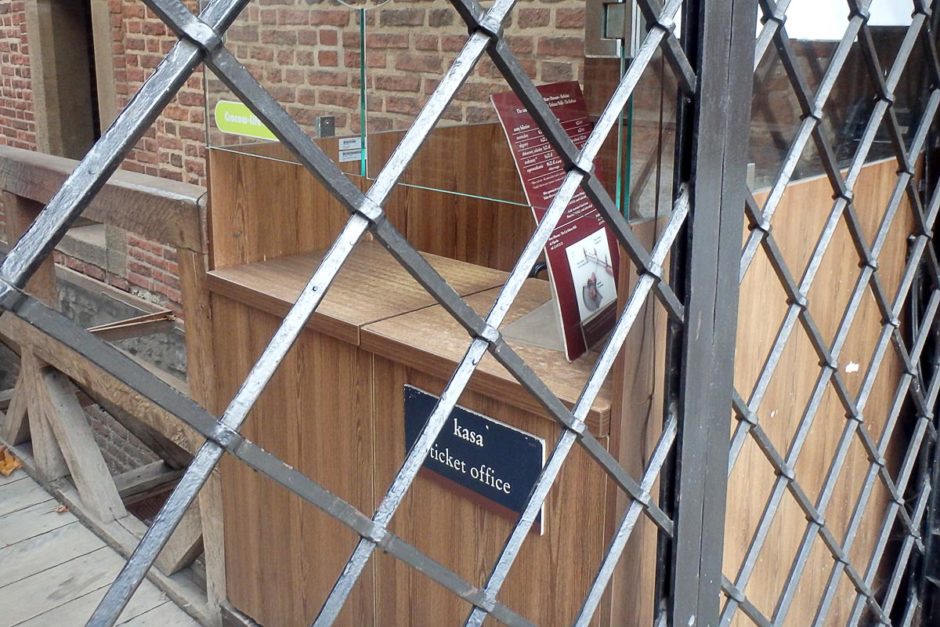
left=2, top=191, right=57, bottom=305
left=1, top=371, right=30, bottom=445
left=22, top=351, right=69, bottom=481
left=34, top=368, right=127, bottom=523
left=155, top=504, right=205, bottom=576
left=179, top=246, right=226, bottom=623
left=114, top=460, right=183, bottom=504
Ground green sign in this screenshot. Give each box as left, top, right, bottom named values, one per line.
left=214, top=100, right=277, bottom=141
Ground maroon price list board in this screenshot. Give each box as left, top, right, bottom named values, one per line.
left=491, top=81, right=620, bottom=361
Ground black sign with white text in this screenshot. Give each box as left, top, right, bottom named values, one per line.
left=403, top=386, right=546, bottom=527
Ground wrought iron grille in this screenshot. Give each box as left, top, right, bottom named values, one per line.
left=724, top=1, right=940, bottom=625
left=0, top=0, right=938, bottom=625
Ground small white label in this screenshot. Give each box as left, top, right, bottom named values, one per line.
left=338, top=137, right=362, bottom=151
left=339, top=149, right=362, bottom=163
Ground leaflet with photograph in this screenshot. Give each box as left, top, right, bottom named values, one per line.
left=491, top=81, right=620, bottom=361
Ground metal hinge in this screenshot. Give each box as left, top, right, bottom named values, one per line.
left=585, top=0, right=643, bottom=59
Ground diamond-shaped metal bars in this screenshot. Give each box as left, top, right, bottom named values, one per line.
left=0, top=0, right=247, bottom=288
left=3, top=291, right=534, bottom=625
left=317, top=1, right=691, bottom=621
left=0, top=0, right=698, bottom=624
left=741, top=0, right=872, bottom=278
left=745, top=154, right=937, bottom=624
left=1, top=0, right=928, bottom=622
left=814, top=320, right=936, bottom=624
left=877, top=479, right=931, bottom=619
left=721, top=0, right=940, bottom=623
left=752, top=0, right=934, bottom=539
left=0, top=0, right=672, bottom=624
left=729, top=2, right=930, bottom=462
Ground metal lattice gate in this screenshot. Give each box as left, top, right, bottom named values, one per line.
left=2, top=0, right=940, bottom=625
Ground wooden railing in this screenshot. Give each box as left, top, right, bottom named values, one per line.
left=0, top=146, right=224, bottom=625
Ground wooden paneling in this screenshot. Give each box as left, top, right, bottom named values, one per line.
left=371, top=360, right=609, bottom=626
left=207, top=147, right=351, bottom=269
left=207, top=124, right=538, bottom=273
left=211, top=254, right=618, bottom=623
left=365, top=124, right=535, bottom=271
left=211, top=249, right=515, bottom=625
left=2, top=191, right=56, bottom=305
left=725, top=158, right=912, bottom=625
left=382, top=181, right=535, bottom=271
left=214, top=297, right=374, bottom=627
left=365, top=124, right=526, bottom=204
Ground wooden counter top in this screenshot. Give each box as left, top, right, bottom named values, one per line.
left=361, top=280, right=612, bottom=437
left=206, top=241, right=508, bottom=345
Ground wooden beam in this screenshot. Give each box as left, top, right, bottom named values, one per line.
left=155, top=503, right=204, bottom=577
left=1, top=375, right=29, bottom=445
left=22, top=351, right=68, bottom=481
left=121, top=348, right=190, bottom=397
left=113, top=460, right=182, bottom=505
left=0, top=314, right=199, bottom=456
left=22, top=0, right=54, bottom=155
left=0, top=145, right=206, bottom=252
left=85, top=393, right=192, bottom=471
left=88, top=0, right=117, bottom=130
left=179, top=247, right=225, bottom=621
left=34, top=368, right=127, bottom=523
left=3, top=191, right=57, bottom=305
left=87, top=310, right=176, bottom=342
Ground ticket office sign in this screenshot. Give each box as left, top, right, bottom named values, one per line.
left=492, top=81, right=620, bottom=361
left=403, top=386, right=546, bottom=531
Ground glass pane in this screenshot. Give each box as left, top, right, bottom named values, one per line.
left=749, top=0, right=916, bottom=190
left=359, top=0, right=659, bottom=218
left=203, top=0, right=368, bottom=173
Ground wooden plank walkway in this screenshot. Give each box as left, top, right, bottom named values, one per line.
left=0, top=469, right=199, bottom=626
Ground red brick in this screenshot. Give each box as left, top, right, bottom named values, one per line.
left=519, top=8, right=550, bottom=28
left=374, top=74, right=421, bottom=93
left=380, top=9, right=424, bottom=27
left=319, top=29, right=338, bottom=46
left=538, top=36, right=583, bottom=57
left=555, top=8, right=585, bottom=29
left=395, top=53, right=442, bottom=73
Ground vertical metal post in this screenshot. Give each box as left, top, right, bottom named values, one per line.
left=668, top=0, right=758, bottom=625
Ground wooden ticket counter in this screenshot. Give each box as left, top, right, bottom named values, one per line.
left=205, top=238, right=621, bottom=625
left=362, top=281, right=612, bottom=625
left=201, top=119, right=916, bottom=625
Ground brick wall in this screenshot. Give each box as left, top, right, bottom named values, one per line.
left=0, top=1, right=35, bottom=150
left=114, top=0, right=207, bottom=185
left=0, top=0, right=196, bottom=315
left=206, top=0, right=587, bottom=143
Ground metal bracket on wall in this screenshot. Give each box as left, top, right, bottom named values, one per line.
left=585, top=0, right=643, bottom=59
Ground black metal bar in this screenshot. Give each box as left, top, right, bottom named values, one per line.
left=667, top=1, right=758, bottom=626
